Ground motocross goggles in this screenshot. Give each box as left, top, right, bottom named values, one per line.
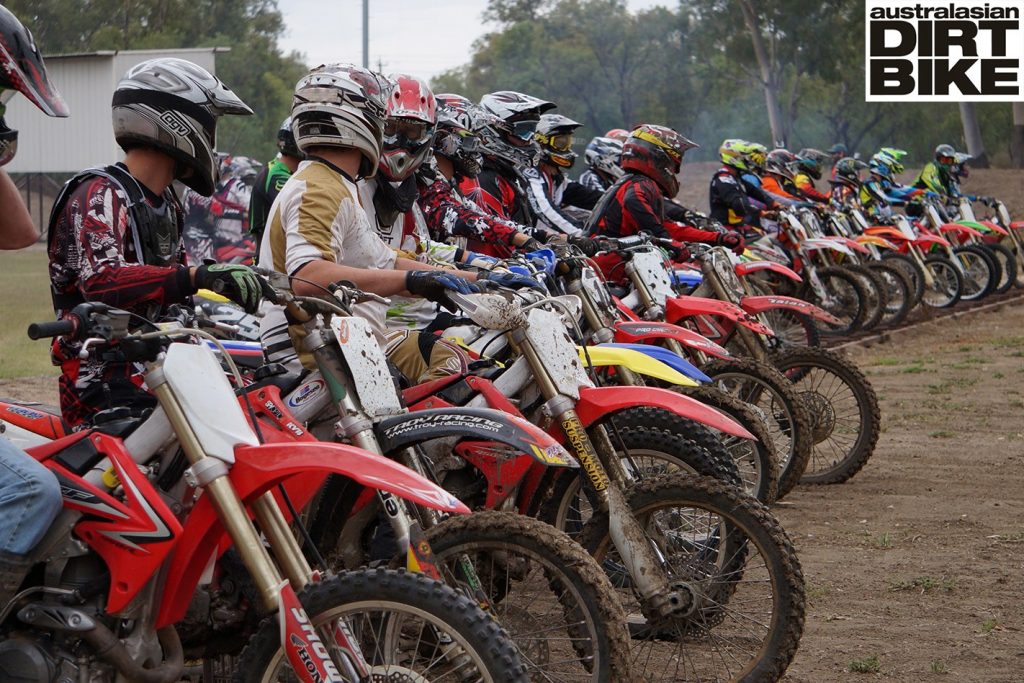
left=383, top=118, right=435, bottom=150
left=509, top=118, right=539, bottom=141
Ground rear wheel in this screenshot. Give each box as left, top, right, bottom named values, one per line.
left=921, top=256, right=963, bottom=309
left=580, top=473, right=806, bottom=683
left=424, top=511, right=632, bottom=683
left=234, top=568, right=529, bottom=683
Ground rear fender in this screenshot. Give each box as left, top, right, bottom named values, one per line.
left=665, top=295, right=774, bottom=336
left=156, top=441, right=470, bottom=628
left=574, top=385, right=753, bottom=439
left=740, top=294, right=843, bottom=325
left=376, top=408, right=574, bottom=467
left=734, top=260, right=802, bottom=282
left=613, top=321, right=732, bottom=359
left=596, top=343, right=711, bottom=383
left=577, top=345, right=698, bottom=387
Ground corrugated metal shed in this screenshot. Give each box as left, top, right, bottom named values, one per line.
left=5, top=47, right=226, bottom=174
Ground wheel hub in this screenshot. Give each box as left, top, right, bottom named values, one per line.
left=369, top=666, right=429, bottom=683
left=800, top=390, right=836, bottom=443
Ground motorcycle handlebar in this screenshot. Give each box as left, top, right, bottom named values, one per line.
left=27, top=318, right=76, bottom=340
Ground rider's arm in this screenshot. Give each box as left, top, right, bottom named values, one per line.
left=0, top=170, right=37, bottom=249
left=523, top=167, right=584, bottom=236
left=418, top=177, right=526, bottom=251
left=622, top=180, right=669, bottom=239
left=562, top=180, right=604, bottom=210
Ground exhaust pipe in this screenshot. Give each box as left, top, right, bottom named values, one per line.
left=82, top=623, right=184, bottom=683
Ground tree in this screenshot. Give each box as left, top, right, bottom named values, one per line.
left=959, top=103, right=989, bottom=168
left=1012, top=103, right=1024, bottom=169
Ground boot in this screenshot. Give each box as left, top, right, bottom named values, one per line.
left=0, top=551, right=34, bottom=607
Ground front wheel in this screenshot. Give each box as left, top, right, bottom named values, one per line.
left=234, top=568, right=529, bottom=683
left=580, top=473, right=805, bottom=683
left=770, top=347, right=881, bottom=485
left=804, top=266, right=869, bottom=336
left=953, top=245, right=996, bottom=301
left=424, top=511, right=632, bottom=682
left=980, top=242, right=1016, bottom=294
left=921, top=255, right=963, bottom=308
left=865, top=261, right=914, bottom=327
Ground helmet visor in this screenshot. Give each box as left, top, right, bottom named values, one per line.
left=510, top=118, right=539, bottom=141
left=938, top=155, right=955, bottom=166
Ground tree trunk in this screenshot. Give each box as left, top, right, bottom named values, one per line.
left=1012, top=102, right=1024, bottom=169
left=737, top=0, right=786, bottom=147
left=958, top=102, right=989, bottom=168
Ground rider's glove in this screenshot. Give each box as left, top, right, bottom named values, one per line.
left=477, top=270, right=544, bottom=292
left=519, top=237, right=545, bottom=252
left=194, top=264, right=265, bottom=313
left=405, top=270, right=481, bottom=312
left=716, top=231, right=746, bottom=255
left=464, top=251, right=498, bottom=269
left=568, top=235, right=601, bottom=257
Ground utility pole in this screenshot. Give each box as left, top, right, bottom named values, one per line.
left=362, top=0, right=369, bottom=68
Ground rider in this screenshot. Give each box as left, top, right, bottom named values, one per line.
left=859, top=151, right=921, bottom=218
left=578, top=135, right=623, bottom=192
left=759, top=149, right=808, bottom=206
left=256, top=64, right=491, bottom=378
left=417, top=93, right=543, bottom=258
left=359, top=75, right=536, bottom=348
left=605, top=128, right=629, bottom=142
left=829, top=157, right=869, bottom=209
left=522, top=113, right=603, bottom=237
left=458, top=90, right=554, bottom=227
left=48, top=58, right=259, bottom=428
left=182, top=154, right=260, bottom=265
left=249, top=117, right=304, bottom=252
left=793, top=148, right=831, bottom=203
left=587, top=124, right=740, bottom=251
left=0, top=4, right=68, bottom=607
left=914, top=143, right=960, bottom=199
left=709, top=139, right=777, bottom=233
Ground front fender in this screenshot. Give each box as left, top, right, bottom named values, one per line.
left=939, top=223, right=984, bottom=238
left=913, top=234, right=951, bottom=248
left=735, top=260, right=802, bottom=282
left=972, top=220, right=1008, bottom=236
left=376, top=408, right=574, bottom=467
left=740, top=294, right=843, bottom=325
left=613, top=320, right=732, bottom=360
left=578, top=345, right=699, bottom=387
left=156, top=441, right=470, bottom=628
left=574, top=385, right=753, bottom=440
left=665, top=295, right=775, bottom=336
left=596, top=343, right=711, bottom=383
left=854, top=235, right=899, bottom=250
left=864, top=226, right=912, bottom=242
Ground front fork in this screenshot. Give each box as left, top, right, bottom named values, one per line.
left=514, top=332, right=691, bottom=621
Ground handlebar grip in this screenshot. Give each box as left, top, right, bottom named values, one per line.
left=27, top=319, right=76, bottom=340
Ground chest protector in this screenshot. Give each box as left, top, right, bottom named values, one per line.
left=49, top=164, right=183, bottom=309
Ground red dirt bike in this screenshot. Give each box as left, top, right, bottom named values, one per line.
left=1, top=302, right=527, bottom=682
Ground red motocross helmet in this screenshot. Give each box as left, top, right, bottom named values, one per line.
left=621, top=124, right=698, bottom=197
left=379, top=74, right=437, bottom=181
left=0, top=5, right=69, bottom=165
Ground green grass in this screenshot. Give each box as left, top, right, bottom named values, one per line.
left=980, top=618, right=998, bottom=634
left=848, top=656, right=881, bottom=673
left=0, top=250, right=59, bottom=379
left=901, top=364, right=926, bottom=374
left=889, top=576, right=956, bottom=593
left=929, top=430, right=956, bottom=439
left=930, top=660, right=948, bottom=674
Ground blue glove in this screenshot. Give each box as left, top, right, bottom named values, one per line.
left=406, top=270, right=481, bottom=311
left=464, top=251, right=498, bottom=269
left=967, top=195, right=978, bottom=202
left=925, top=191, right=939, bottom=199
left=477, top=270, right=544, bottom=291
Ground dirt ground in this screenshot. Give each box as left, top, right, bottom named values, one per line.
left=1, top=303, right=1022, bottom=682
left=777, top=300, right=1024, bottom=682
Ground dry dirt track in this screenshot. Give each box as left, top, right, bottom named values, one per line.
left=778, top=301, right=1024, bottom=682
left=1, top=305, right=1022, bottom=682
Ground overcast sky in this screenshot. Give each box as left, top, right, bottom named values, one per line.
left=276, top=0, right=669, bottom=79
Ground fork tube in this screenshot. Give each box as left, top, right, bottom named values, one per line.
left=702, top=263, right=768, bottom=362
left=146, top=373, right=283, bottom=612
left=252, top=495, right=313, bottom=591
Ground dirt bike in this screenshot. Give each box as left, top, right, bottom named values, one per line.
left=916, top=197, right=999, bottom=302
left=619, top=239, right=881, bottom=487
left=251, top=275, right=634, bottom=682
left=5, top=302, right=527, bottom=682
left=979, top=196, right=1024, bottom=287
left=425, top=286, right=806, bottom=682
left=947, top=195, right=1018, bottom=294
